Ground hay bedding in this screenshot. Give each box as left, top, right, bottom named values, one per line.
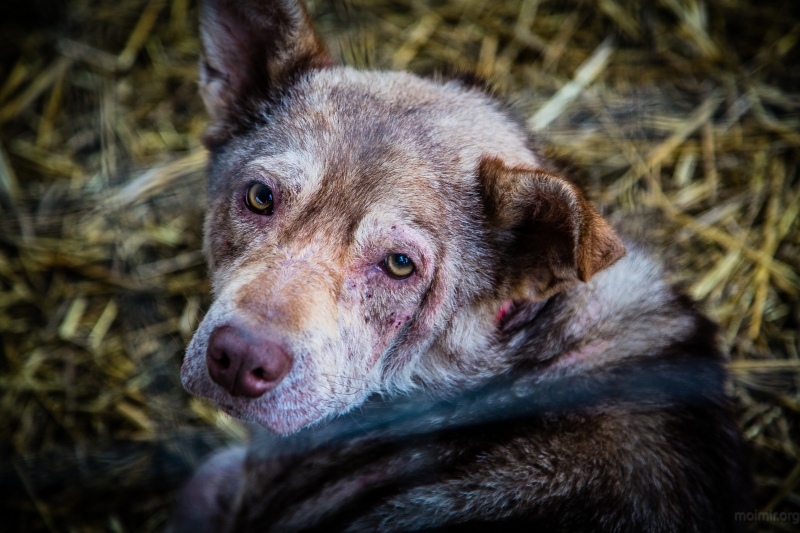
left=0, top=0, right=798, bottom=530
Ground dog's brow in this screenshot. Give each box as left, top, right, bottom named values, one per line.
left=242, top=153, right=320, bottom=192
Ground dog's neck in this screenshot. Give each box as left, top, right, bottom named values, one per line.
left=415, top=245, right=698, bottom=396
left=509, top=246, right=699, bottom=377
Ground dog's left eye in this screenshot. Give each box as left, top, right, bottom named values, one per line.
left=384, top=254, right=415, bottom=279
left=245, top=182, right=274, bottom=215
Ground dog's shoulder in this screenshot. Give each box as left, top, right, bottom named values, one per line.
left=345, top=407, right=749, bottom=533
left=234, top=401, right=749, bottom=533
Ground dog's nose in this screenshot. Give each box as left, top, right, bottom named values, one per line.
left=205, top=326, right=291, bottom=398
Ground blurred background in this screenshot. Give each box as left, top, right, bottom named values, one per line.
left=0, top=0, right=799, bottom=531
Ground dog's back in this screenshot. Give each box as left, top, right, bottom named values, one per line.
left=167, top=0, right=751, bottom=530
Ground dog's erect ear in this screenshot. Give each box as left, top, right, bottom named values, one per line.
left=199, top=0, right=333, bottom=146
left=480, top=157, right=625, bottom=299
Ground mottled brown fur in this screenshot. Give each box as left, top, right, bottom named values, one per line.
left=169, top=0, right=751, bottom=531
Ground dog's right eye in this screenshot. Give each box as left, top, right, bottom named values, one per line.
left=245, top=182, right=274, bottom=215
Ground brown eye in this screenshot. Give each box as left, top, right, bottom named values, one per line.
left=245, top=182, right=274, bottom=215
left=384, top=254, right=415, bottom=279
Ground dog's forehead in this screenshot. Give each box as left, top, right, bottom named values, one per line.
left=233, top=68, right=537, bottom=190
left=294, top=68, right=535, bottom=165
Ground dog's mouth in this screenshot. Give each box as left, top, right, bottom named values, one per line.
left=207, top=385, right=324, bottom=434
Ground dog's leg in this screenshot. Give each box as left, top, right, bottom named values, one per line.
left=165, top=445, right=246, bottom=533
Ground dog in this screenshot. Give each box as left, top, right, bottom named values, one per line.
left=167, top=0, right=751, bottom=531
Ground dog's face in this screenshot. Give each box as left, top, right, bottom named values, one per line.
left=182, top=0, right=625, bottom=434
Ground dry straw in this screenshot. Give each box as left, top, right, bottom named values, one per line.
left=0, top=0, right=798, bottom=531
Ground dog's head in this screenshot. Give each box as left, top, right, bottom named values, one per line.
left=182, top=0, right=625, bottom=434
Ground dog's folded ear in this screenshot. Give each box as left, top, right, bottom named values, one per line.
left=199, top=0, right=333, bottom=147
left=480, top=157, right=626, bottom=299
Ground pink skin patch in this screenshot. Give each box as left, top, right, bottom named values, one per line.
left=495, top=299, right=515, bottom=325
left=549, top=340, right=611, bottom=372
